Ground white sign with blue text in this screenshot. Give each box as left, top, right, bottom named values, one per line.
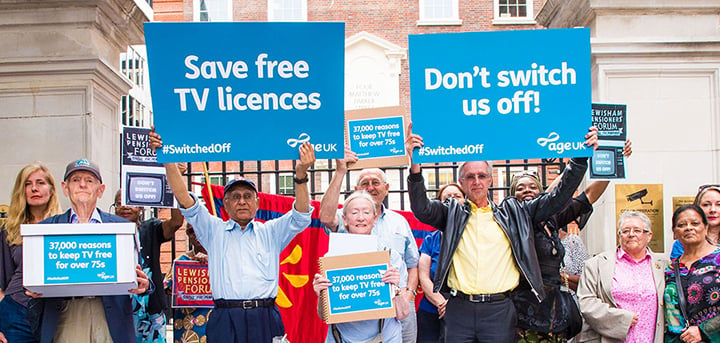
left=409, top=28, right=592, bottom=162
left=144, top=22, right=345, bottom=162
left=22, top=223, right=138, bottom=297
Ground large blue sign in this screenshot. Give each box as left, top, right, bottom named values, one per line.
left=325, top=264, right=393, bottom=315
left=44, top=235, right=118, bottom=284
left=409, top=28, right=592, bottom=162
left=144, top=22, right=345, bottom=162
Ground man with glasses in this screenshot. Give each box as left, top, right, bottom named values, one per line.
left=112, top=188, right=184, bottom=343
left=319, top=152, right=420, bottom=343
left=150, top=130, right=315, bottom=343
left=405, top=126, right=597, bottom=342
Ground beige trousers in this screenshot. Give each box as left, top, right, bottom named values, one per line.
left=53, top=297, right=113, bottom=343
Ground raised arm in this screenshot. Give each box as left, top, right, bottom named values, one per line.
left=405, top=123, right=449, bottom=229
left=149, top=128, right=195, bottom=209
left=319, top=147, right=357, bottom=231
left=293, top=142, right=315, bottom=213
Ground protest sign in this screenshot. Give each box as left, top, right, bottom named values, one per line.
left=319, top=250, right=395, bottom=324
left=171, top=260, right=214, bottom=308
left=22, top=223, right=138, bottom=297
left=590, top=103, right=627, bottom=179
left=409, top=28, right=592, bottom=162
left=121, top=126, right=176, bottom=208
left=345, top=106, right=407, bottom=169
left=144, top=22, right=345, bottom=162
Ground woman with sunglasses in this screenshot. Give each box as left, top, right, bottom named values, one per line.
left=670, top=184, right=720, bottom=259
left=512, top=141, right=632, bottom=342
left=0, top=163, right=62, bottom=343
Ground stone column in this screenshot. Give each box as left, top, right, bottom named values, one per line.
left=0, top=0, right=150, bottom=210
left=538, top=0, right=720, bottom=254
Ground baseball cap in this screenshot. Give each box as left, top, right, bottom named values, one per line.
left=224, top=178, right=257, bottom=196
left=64, top=159, right=102, bottom=183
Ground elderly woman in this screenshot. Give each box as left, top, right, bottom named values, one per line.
left=0, top=163, right=62, bottom=343
left=576, top=211, right=667, bottom=343
left=313, top=191, right=410, bottom=343
left=665, top=204, right=720, bottom=343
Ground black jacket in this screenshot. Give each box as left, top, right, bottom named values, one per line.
left=407, top=158, right=588, bottom=302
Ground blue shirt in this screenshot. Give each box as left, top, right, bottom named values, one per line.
left=180, top=193, right=313, bottom=300
left=69, top=208, right=103, bottom=223
left=671, top=239, right=684, bottom=259
left=417, top=230, right=441, bottom=314
left=336, top=205, right=419, bottom=271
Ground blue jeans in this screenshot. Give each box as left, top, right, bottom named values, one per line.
left=0, top=296, right=38, bottom=343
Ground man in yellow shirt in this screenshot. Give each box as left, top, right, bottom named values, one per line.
left=405, top=128, right=596, bottom=342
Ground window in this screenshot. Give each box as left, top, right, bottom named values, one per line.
left=278, top=174, right=295, bottom=195
left=418, top=0, right=461, bottom=26
left=425, top=170, right=456, bottom=197
left=493, top=0, right=535, bottom=25
left=268, top=0, right=307, bottom=21
left=121, top=95, right=151, bottom=128
left=193, top=0, right=233, bottom=22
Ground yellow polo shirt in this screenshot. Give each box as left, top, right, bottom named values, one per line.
left=447, top=202, right=520, bottom=294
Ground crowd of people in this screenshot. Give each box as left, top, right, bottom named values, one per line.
left=0, top=124, right=719, bottom=343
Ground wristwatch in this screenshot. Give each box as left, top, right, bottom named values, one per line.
left=293, top=176, right=309, bottom=184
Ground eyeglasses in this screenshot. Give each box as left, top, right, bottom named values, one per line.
left=358, top=179, right=385, bottom=188
left=512, top=170, right=539, bottom=181
left=698, top=184, right=720, bottom=192
left=618, top=228, right=651, bottom=236
left=463, top=173, right=491, bottom=181
left=225, top=193, right=257, bottom=202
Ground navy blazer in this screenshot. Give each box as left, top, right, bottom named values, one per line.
left=33, top=209, right=137, bottom=343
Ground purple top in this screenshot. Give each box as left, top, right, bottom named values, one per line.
left=0, top=227, right=29, bottom=307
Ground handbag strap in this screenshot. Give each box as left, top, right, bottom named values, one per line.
left=673, top=259, right=691, bottom=329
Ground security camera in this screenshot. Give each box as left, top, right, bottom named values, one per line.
left=626, top=189, right=652, bottom=205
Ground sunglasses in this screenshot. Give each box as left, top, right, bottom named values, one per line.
left=699, top=184, right=720, bottom=192
left=512, top=170, right=539, bottom=181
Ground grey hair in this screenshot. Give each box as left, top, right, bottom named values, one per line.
left=617, top=210, right=652, bottom=234
left=342, top=191, right=378, bottom=217
left=356, top=168, right=388, bottom=186
left=458, top=161, right=494, bottom=180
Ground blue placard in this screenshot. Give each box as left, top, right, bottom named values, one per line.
left=144, top=22, right=345, bottom=162
left=44, top=235, right=118, bottom=284
left=409, top=28, right=592, bottom=162
left=325, top=264, right=393, bottom=314
left=348, top=117, right=405, bottom=159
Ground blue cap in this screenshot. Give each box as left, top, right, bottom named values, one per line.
left=224, top=178, right=257, bottom=196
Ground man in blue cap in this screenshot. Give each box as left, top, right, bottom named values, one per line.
left=150, top=130, right=316, bottom=343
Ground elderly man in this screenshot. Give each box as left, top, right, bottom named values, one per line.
left=150, top=130, right=316, bottom=343
left=113, top=189, right=184, bottom=342
left=319, top=151, right=420, bottom=343
left=29, top=159, right=150, bottom=343
left=405, top=126, right=596, bottom=342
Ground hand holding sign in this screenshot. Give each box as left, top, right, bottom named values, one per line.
left=129, top=265, right=150, bottom=295
left=404, top=122, right=424, bottom=174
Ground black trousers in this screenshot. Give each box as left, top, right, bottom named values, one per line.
left=206, top=304, right=284, bottom=343
left=444, top=296, right=518, bottom=343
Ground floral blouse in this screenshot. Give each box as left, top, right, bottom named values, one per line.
left=665, top=248, right=720, bottom=341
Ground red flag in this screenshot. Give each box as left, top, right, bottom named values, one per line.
left=196, top=183, right=437, bottom=340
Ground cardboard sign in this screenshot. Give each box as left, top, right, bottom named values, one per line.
left=121, top=126, right=176, bottom=208
left=345, top=106, right=408, bottom=169
left=144, top=22, right=345, bottom=162
left=590, top=104, right=627, bottom=179
left=319, top=250, right=395, bottom=324
left=408, top=28, right=592, bottom=162
left=615, top=184, right=664, bottom=252
left=171, top=260, right=214, bottom=308
left=22, top=223, right=138, bottom=297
